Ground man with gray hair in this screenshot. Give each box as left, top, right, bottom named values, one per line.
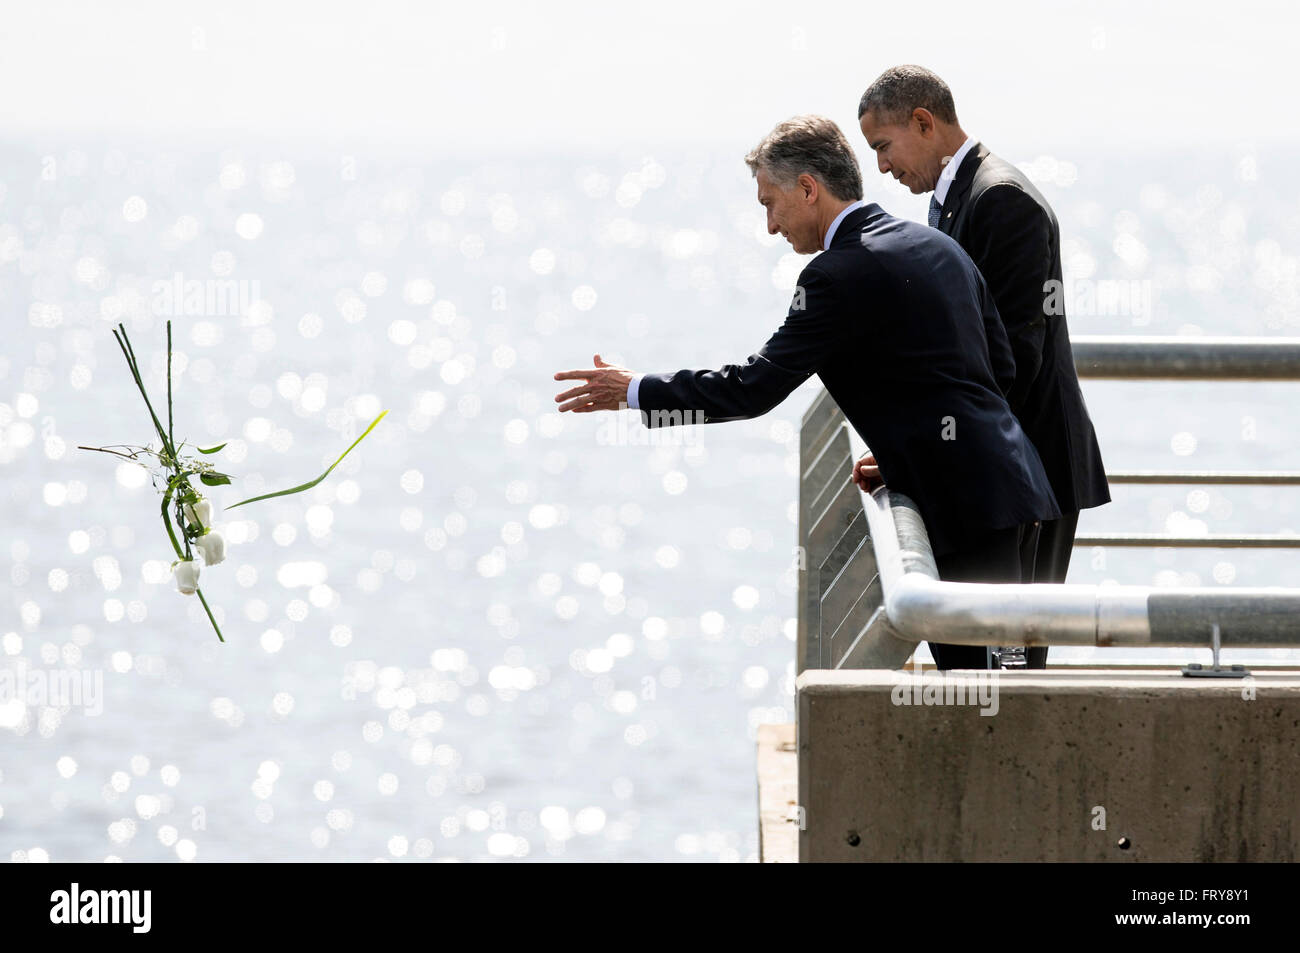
left=857, top=66, right=1111, bottom=668
left=553, top=115, right=1060, bottom=670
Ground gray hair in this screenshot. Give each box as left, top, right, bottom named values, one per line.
left=744, top=115, right=863, bottom=202
left=857, top=65, right=958, bottom=125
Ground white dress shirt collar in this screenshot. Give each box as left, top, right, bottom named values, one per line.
left=823, top=200, right=868, bottom=250
left=934, top=136, right=977, bottom=206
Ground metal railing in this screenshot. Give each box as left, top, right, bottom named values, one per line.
left=794, top=337, right=1300, bottom=672
left=1073, top=335, right=1300, bottom=548
left=796, top=411, right=1300, bottom=671
left=1072, top=336, right=1300, bottom=380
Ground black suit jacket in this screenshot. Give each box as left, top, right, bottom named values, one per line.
left=635, top=203, right=1060, bottom=557
left=936, top=143, right=1110, bottom=513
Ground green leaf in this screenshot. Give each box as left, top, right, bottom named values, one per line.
left=226, top=410, right=388, bottom=511
left=198, top=443, right=227, bottom=454
left=200, top=472, right=233, bottom=486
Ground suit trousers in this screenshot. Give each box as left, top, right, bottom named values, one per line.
left=1020, top=509, right=1081, bottom=668
left=927, top=520, right=1040, bottom=671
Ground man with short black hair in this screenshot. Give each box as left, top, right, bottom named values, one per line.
left=858, top=66, right=1111, bottom=668
left=553, top=115, right=1060, bottom=670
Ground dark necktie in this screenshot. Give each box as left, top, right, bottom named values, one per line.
left=928, top=194, right=943, bottom=228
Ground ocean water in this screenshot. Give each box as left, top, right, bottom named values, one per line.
left=1, top=139, right=1298, bottom=862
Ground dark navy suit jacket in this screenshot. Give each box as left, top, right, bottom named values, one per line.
left=936, top=144, right=1109, bottom=514
left=635, top=202, right=1060, bottom=556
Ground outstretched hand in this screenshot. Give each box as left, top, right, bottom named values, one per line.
left=553, top=354, right=636, bottom=413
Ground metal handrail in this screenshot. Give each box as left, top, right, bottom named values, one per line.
left=855, top=486, right=1300, bottom=665
left=1073, top=336, right=1300, bottom=546
left=1106, top=471, right=1300, bottom=485
left=795, top=418, right=1300, bottom=669
left=1073, top=336, right=1300, bottom=379
left=797, top=432, right=1300, bottom=670
left=1075, top=533, right=1300, bottom=548
left=795, top=337, right=1300, bottom=671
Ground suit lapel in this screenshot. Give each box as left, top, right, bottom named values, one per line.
left=937, top=142, right=988, bottom=235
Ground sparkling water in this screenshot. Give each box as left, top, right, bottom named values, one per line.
left=2, top=140, right=1299, bottom=862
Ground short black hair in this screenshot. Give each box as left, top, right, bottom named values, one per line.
left=858, top=65, right=958, bottom=125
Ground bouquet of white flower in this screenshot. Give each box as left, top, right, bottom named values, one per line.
left=79, top=320, right=386, bottom=641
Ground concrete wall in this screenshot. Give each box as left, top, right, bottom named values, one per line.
left=796, top=667, right=1300, bottom=862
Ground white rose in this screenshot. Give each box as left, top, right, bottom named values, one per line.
left=173, top=558, right=201, bottom=595
left=194, top=529, right=226, bottom=567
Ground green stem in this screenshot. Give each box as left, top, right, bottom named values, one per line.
left=77, top=445, right=144, bottom=461
left=166, top=320, right=175, bottom=457
left=177, top=493, right=192, bottom=559
left=195, top=587, right=225, bottom=642
left=116, top=325, right=172, bottom=460
left=113, top=326, right=175, bottom=460
left=161, top=478, right=185, bottom=559
left=167, top=476, right=220, bottom=641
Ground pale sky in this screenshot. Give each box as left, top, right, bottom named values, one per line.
left=1, top=0, right=1294, bottom=156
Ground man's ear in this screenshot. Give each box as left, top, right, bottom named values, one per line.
left=912, top=107, right=936, bottom=137
left=798, top=172, right=818, bottom=203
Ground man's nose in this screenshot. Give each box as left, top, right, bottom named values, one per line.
left=877, top=154, right=890, bottom=174
left=767, top=215, right=779, bottom=235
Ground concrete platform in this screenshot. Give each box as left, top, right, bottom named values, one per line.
left=756, top=723, right=798, bottom=863
left=786, top=666, right=1300, bottom=862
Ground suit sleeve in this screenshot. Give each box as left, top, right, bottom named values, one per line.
left=977, top=271, right=1017, bottom=399
left=635, top=263, right=842, bottom=428
left=964, top=184, right=1052, bottom=411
